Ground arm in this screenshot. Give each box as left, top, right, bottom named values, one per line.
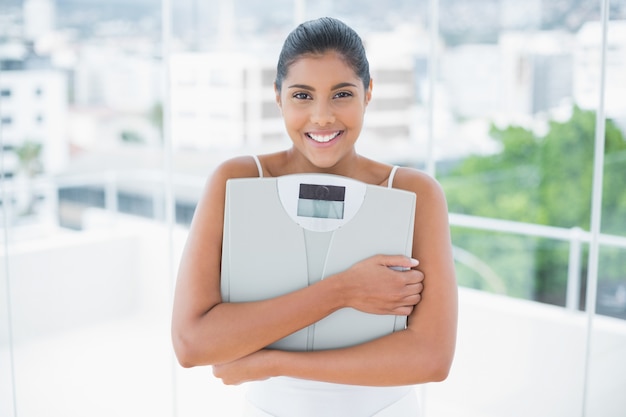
left=171, top=158, right=423, bottom=367
left=213, top=168, right=458, bottom=386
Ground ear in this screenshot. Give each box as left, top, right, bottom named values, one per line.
left=274, top=82, right=282, bottom=110
left=365, top=79, right=373, bottom=106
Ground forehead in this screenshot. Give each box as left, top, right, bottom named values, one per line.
left=284, top=51, right=362, bottom=86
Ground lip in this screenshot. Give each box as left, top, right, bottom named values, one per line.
left=305, top=130, right=343, bottom=145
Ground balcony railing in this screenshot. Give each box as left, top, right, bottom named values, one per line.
left=3, top=170, right=626, bottom=315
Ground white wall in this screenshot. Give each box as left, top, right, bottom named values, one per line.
left=0, top=69, right=69, bottom=174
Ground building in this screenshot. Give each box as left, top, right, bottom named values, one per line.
left=442, top=30, right=575, bottom=122
left=169, top=47, right=422, bottom=157
left=0, top=48, right=69, bottom=178
left=574, top=20, right=626, bottom=130
left=72, top=43, right=162, bottom=114
left=23, top=0, right=56, bottom=42
left=169, top=52, right=277, bottom=150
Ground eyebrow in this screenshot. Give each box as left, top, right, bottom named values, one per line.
left=286, top=82, right=359, bottom=91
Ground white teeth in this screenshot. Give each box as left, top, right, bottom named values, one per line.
left=308, top=131, right=340, bottom=143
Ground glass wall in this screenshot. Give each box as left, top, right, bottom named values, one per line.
left=1, top=0, right=175, bottom=415
left=1, top=0, right=625, bottom=416
left=586, top=4, right=626, bottom=416
left=427, top=1, right=626, bottom=415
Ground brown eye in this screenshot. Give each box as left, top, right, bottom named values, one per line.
left=293, top=92, right=312, bottom=100
left=334, top=91, right=353, bottom=99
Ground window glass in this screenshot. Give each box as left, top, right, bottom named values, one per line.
left=2, top=1, right=625, bottom=417
left=587, top=12, right=626, bottom=417
left=436, top=0, right=624, bottom=309
left=1, top=0, right=174, bottom=415
left=427, top=1, right=626, bottom=416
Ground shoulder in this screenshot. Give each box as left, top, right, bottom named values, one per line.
left=392, top=167, right=443, bottom=194
left=193, top=156, right=262, bottom=223
left=200, top=156, right=263, bottom=204
left=211, top=155, right=263, bottom=182
left=391, top=167, right=448, bottom=208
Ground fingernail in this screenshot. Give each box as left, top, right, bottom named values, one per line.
left=410, top=258, right=419, bottom=266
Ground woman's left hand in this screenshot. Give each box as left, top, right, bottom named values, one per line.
left=212, top=349, right=275, bottom=385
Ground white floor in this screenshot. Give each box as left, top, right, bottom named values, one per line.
left=3, top=284, right=626, bottom=417
left=2, top=311, right=251, bottom=417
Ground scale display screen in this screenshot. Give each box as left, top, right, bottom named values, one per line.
left=297, top=183, right=346, bottom=219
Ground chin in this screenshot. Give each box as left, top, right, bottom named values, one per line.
left=307, top=156, right=344, bottom=171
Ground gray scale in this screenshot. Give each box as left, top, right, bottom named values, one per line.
left=221, top=173, right=416, bottom=351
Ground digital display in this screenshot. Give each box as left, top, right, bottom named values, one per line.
left=297, top=184, right=345, bottom=219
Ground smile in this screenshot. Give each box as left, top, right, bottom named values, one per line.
left=306, top=131, right=342, bottom=143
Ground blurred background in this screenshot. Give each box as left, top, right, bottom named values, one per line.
left=1, top=0, right=625, bottom=416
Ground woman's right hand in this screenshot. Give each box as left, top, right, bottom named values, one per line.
left=335, top=255, right=424, bottom=316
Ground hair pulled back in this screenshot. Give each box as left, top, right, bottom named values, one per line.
left=275, top=17, right=371, bottom=92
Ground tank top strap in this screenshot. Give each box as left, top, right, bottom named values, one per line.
left=388, top=165, right=400, bottom=188
left=251, top=155, right=263, bottom=178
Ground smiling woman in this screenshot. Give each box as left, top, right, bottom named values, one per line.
left=171, top=16, right=458, bottom=417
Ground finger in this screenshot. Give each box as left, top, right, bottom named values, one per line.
left=402, top=271, right=425, bottom=286
left=401, top=288, right=422, bottom=303
left=400, top=290, right=422, bottom=302
left=379, top=255, right=419, bottom=269
left=406, top=282, right=424, bottom=294
left=393, top=305, right=415, bottom=316
left=396, top=294, right=421, bottom=311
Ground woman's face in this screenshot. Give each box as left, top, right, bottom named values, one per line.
left=276, top=51, right=372, bottom=170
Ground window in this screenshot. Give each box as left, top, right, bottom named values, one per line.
left=1, top=2, right=625, bottom=417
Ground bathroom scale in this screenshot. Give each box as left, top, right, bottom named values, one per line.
left=221, top=173, right=416, bottom=351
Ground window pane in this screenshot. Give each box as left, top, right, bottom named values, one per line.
left=427, top=1, right=624, bottom=416
left=1, top=0, right=174, bottom=415
left=587, top=11, right=626, bottom=417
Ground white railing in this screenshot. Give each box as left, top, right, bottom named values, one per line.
left=450, top=213, right=626, bottom=311
left=3, top=171, right=626, bottom=312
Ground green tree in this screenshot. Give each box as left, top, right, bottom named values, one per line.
left=120, top=129, right=145, bottom=144
left=441, top=106, right=626, bottom=305
left=148, top=101, right=163, bottom=143
left=15, top=140, right=44, bottom=216
left=15, top=140, right=43, bottom=178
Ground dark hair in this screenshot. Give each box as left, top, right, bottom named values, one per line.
left=275, top=17, right=371, bottom=92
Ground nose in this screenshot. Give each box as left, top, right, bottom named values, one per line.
left=310, top=100, right=336, bottom=126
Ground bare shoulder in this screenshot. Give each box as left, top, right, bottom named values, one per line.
left=211, top=155, right=262, bottom=182
left=197, top=155, right=263, bottom=211
left=392, top=167, right=447, bottom=204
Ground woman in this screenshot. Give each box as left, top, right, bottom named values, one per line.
left=171, top=17, right=457, bottom=416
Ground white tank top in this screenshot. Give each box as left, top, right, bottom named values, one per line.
left=244, top=377, right=420, bottom=417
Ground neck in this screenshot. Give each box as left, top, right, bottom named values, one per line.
left=285, top=147, right=361, bottom=177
